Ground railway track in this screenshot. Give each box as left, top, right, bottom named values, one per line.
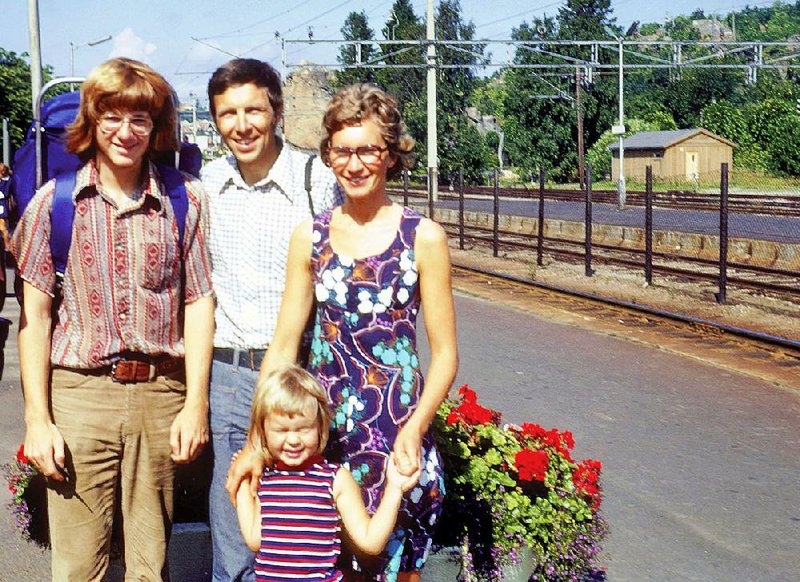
left=450, top=262, right=800, bottom=389
left=441, top=221, right=800, bottom=298
left=389, top=185, right=800, bottom=217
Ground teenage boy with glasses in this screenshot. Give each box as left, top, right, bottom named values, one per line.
left=11, top=57, right=214, bottom=581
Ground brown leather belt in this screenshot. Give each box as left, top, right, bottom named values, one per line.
left=68, top=355, right=183, bottom=383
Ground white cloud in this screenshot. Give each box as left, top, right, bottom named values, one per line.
left=108, top=28, right=157, bottom=64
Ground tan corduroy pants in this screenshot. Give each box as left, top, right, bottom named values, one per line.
left=47, top=367, right=186, bottom=582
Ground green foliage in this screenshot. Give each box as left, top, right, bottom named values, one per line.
left=735, top=2, right=800, bottom=41
left=334, top=11, right=377, bottom=87
left=0, top=49, right=60, bottom=153
left=557, top=0, right=617, bottom=40
left=701, top=100, right=749, bottom=145
left=1, top=50, right=35, bottom=151
left=469, top=75, right=507, bottom=122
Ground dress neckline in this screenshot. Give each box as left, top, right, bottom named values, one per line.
left=326, top=206, right=406, bottom=263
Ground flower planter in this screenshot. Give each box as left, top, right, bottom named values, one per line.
left=427, top=545, right=534, bottom=581
left=433, top=385, right=607, bottom=580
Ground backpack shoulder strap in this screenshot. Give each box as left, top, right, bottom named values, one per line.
left=305, top=154, right=316, bottom=217
left=50, top=173, right=77, bottom=279
left=157, top=164, right=188, bottom=252
left=49, top=166, right=189, bottom=281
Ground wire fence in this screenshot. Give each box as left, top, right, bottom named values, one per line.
left=389, top=164, right=800, bottom=304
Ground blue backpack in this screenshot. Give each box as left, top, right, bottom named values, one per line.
left=11, top=88, right=202, bottom=279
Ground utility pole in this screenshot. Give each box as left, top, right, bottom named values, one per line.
left=426, top=0, right=438, bottom=203
left=616, top=36, right=626, bottom=208
left=2, top=119, right=10, bottom=165
left=576, top=67, right=585, bottom=189
left=28, top=0, right=43, bottom=115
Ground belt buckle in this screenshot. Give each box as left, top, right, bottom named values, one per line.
left=110, top=358, right=150, bottom=383
left=110, top=359, right=125, bottom=383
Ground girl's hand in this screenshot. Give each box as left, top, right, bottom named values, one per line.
left=385, top=452, right=421, bottom=493
left=393, top=423, right=423, bottom=476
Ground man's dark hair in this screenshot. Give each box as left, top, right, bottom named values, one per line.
left=207, top=58, right=283, bottom=118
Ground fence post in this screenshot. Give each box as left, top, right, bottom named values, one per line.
left=403, top=169, right=409, bottom=207
left=645, top=165, right=653, bottom=285
left=458, top=168, right=465, bottom=250
left=536, top=166, right=545, bottom=267
left=585, top=163, right=594, bottom=277
left=493, top=169, right=500, bottom=257
left=715, top=163, right=729, bottom=303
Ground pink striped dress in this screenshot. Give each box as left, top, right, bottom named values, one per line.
left=255, top=456, right=343, bottom=581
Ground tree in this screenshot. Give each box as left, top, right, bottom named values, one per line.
left=501, top=2, right=619, bottom=181
left=1, top=49, right=35, bottom=152
left=557, top=0, right=617, bottom=40
left=433, top=0, right=488, bottom=182
left=0, top=49, right=59, bottom=153
left=375, top=0, right=426, bottom=111
left=335, top=11, right=377, bottom=87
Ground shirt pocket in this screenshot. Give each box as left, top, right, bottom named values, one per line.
left=138, top=211, right=180, bottom=292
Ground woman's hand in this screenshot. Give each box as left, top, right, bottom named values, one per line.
left=393, top=422, right=423, bottom=476
left=385, top=452, right=421, bottom=493
left=225, top=447, right=265, bottom=506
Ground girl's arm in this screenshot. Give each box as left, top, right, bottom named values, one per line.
left=394, top=219, right=458, bottom=474
left=258, top=219, right=315, bottom=384
left=334, top=454, right=421, bottom=555
left=235, top=477, right=262, bottom=552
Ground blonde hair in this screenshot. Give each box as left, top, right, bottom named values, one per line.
left=248, top=365, right=331, bottom=463
left=66, top=57, right=179, bottom=160
left=320, top=83, right=415, bottom=180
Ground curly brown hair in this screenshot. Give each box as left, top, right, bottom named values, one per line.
left=320, top=83, right=415, bottom=180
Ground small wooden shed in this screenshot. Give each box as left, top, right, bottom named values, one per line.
left=609, top=128, right=735, bottom=181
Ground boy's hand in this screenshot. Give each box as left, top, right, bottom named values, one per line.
left=385, top=452, right=422, bottom=493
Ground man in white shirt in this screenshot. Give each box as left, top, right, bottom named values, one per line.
left=202, top=58, right=340, bottom=581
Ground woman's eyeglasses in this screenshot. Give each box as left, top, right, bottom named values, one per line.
left=328, top=145, right=388, bottom=167
left=98, top=113, right=154, bottom=136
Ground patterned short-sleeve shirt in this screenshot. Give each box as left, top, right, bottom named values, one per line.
left=10, top=160, right=213, bottom=368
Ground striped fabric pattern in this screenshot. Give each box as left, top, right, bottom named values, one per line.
left=255, top=460, right=343, bottom=582
left=10, top=160, right=213, bottom=368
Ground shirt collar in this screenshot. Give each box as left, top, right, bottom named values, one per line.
left=219, top=138, right=298, bottom=201
left=74, top=159, right=164, bottom=211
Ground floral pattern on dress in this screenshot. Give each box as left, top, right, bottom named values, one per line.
left=309, top=207, right=444, bottom=581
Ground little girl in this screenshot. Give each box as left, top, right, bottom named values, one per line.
left=235, top=365, right=421, bottom=582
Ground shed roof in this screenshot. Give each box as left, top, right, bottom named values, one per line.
left=608, top=128, right=735, bottom=151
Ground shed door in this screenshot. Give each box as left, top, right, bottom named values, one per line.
left=685, top=151, right=699, bottom=179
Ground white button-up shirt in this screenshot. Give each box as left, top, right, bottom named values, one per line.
left=202, top=142, right=341, bottom=350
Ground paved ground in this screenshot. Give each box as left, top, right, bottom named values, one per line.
left=1, top=290, right=798, bottom=580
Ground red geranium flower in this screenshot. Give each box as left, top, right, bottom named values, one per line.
left=573, top=459, right=603, bottom=508
left=447, top=384, right=497, bottom=426
left=16, top=444, right=29, bottom=465
left=514, top=448, right=549, bottom=482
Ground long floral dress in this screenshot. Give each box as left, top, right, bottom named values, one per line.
left=308, top=207, right=445, bottom=580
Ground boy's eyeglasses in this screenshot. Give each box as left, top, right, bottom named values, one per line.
left=328, top=145, right=388, bottom=167
left=98, top=113, right=154, bottom=136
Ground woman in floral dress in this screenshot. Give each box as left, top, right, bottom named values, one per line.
left=260, top=84, right=458, bottom=581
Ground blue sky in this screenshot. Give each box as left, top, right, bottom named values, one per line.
left=5, top=1, right=773, bottom=103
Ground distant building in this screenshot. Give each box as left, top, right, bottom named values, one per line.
left=609, top=128, right=735, bottom=181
